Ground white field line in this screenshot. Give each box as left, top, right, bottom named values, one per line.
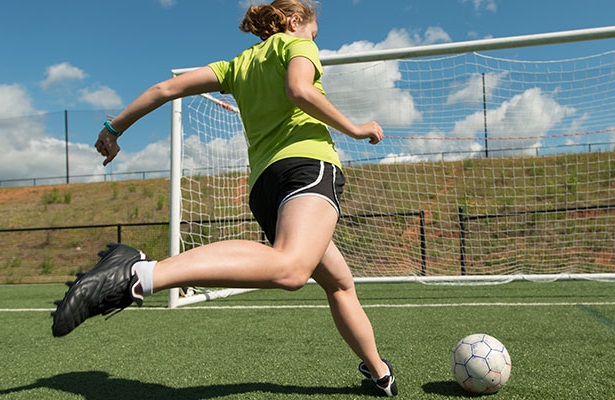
left=3, top=301, right=615, bottom=313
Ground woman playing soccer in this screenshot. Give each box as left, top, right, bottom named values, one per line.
left=53, top=0, right=397, bottom=396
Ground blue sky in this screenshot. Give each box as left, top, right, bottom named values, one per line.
left=0, top=0, right=614, bottom=183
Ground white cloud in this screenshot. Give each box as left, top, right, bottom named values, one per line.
left=446, top=87, right=576, bottom=156
left=0, top=84, right=37, bottom=119
left=375, top=84, right=577, bottom=164
left=320, top=28, right=454, bottom=128
left=325, top=27, right=451, bottom=56
left=158, top=0, right=177, bottom=8
left=112, top=139, right=171, bottom=174
left=484, top=0, right=497, bottom=12
left=380, top=139, right=484, bottom=164
left=0, top=83, right=165, bottom=183
left=39, top=62, right=122, bottom=109
left=181, top=132, right=249, bottom=174
left=0, top=126, right=105, bottom=182
left=0, top=84, right=109, bottom=182
left=486, top=88, right=575, bottom=138
left=447, top=71, right=508, bottom=105
left=0, top=84, right=46, bottom=151
left=112, top=130, right=249, bottom=178
left=79, top=86, right=123, bottom=109
left=421, top=26, right=453, bottom=45
left=322, top=60, right=422, bottom=127
left=0, top=137, right=105, bottom=182
left=40, top=62, right=86, bottom=89
left=461, top=0, right=497, bottom=13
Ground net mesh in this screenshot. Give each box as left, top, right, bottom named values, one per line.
left=178, top=50, right=615, bottom=279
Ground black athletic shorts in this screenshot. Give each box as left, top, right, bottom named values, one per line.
left=249, top=157, right=345, bottom=244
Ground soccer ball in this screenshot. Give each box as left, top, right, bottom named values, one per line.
left=451, top=333, right=512, bottom=394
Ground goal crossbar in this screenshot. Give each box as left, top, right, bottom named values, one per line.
left=319, top=26, right=615, bottom=65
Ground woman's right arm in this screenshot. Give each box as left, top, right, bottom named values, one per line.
left=95, top=66, right=223, bottom=166
left=285, top=56, right=383, bottom=145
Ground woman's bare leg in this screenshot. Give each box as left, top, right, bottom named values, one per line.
left=151, top=196, right=337, bottom=292
left=311, top=242, right=389, bottom=379
left=148, top=195, right=388, bottom=377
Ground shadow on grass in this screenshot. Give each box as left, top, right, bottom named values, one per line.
left=0, top=371, right=372, bottom=399
left=422, top=380, right=484, bottom=397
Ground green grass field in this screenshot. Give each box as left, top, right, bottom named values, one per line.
left=1, top=281, right=615, bottom=399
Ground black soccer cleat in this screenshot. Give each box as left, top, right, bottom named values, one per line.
left=358, top=358, right=398, bottom=397
left=52, top=243, right=147, bottom=337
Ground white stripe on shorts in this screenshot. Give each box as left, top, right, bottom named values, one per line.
left=279, top=161, right=341, bottom=217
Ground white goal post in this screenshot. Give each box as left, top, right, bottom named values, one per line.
left=168, top=26, right=615, bottom=308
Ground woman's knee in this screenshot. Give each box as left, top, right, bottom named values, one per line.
left=274, top=273, right=311, bottom=291
left=272, top=257, right=316, bottom=291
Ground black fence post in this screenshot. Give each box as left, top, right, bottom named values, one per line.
left=482, top=73, right=489, bottom=159
left=117, top=224, right=122, bottom=243
left=458, top=207, right=467, bottom=275
left=65, top=110, right=70, bottom=184
left=420, top=209, right=427, bottom=276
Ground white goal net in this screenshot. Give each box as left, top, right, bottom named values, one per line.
left=168, top=27, right=615, bottom=307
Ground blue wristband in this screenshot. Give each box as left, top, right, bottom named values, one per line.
left=104, top=120, right=121, bottom=137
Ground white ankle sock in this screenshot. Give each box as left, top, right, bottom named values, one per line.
left=373, top=362, right=391, bottom=382
left=132, top=260, right=156, bottom=296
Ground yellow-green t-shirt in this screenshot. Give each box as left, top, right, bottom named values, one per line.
left=208, top=33, right=341, bottom=189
